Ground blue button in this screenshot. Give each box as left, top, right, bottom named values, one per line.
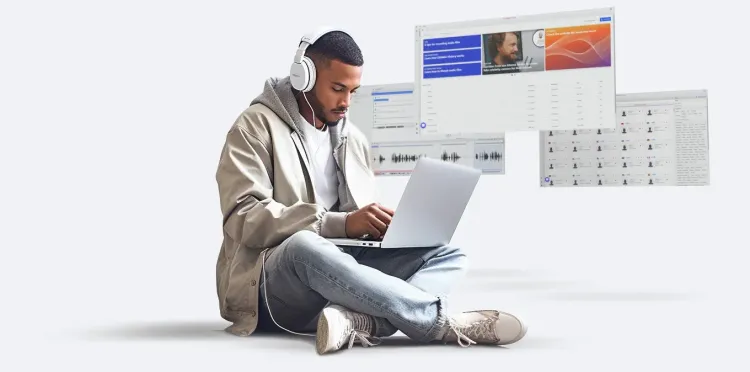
left=544, top=177, right=550, bottom=182
left=420, top=122, right=427, bottom=128
left=600, top=16, right=611, bottom=22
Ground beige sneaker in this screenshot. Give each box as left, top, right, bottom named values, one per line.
left=441, top=310, right=527, bottom=347
left=315, top=304, right=381, bottom=355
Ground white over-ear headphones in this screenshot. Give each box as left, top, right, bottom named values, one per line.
left=290, top=26, right=349, bottom=93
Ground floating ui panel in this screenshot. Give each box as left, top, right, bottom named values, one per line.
left=414, top=7, right=616, bottom=134
left=539, top=89, right=710, bottom=187
left=348, top=83, right=506, bottom=176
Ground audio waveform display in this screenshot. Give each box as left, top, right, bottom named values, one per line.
left=472, top=142, right=505, bottom=173
left=391, top=153, right=427, bottom=163
left=370, top=140, right=506, bottom=176
left=475, top=151, right=503, bottom=162
left=440, top=151, right=462, bottom=162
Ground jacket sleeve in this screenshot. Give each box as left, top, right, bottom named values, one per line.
left=216, top=121, right=349, bottom=250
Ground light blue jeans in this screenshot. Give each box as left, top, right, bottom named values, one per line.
left=257, top=230, right=468, bottom=342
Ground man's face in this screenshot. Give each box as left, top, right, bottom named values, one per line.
left=498, top=33, right=519, bottom=61
left=308, top=59, right=362, bottom=126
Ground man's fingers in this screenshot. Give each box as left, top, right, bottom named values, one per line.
left=368, top=214, right=388, bottom=234
left=366, top=221, right=383, bottom=239
left=377, top=204, right=395, bottom=216
left=371, top=207, right=393, bottom=225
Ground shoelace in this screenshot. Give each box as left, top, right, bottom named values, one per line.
left=338, top=312, right=382, bottom=350
left=446, top=317, right=477, bottom=347
left=344, top=330, right=381, bottom=349
left=445, top=316, right=499, bottom=347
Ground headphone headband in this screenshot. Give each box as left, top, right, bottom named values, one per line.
left=293, top=27, right=349, bottom=64
left=290, top=26, right=350, bottom=93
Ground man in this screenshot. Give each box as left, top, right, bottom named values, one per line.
left=214, top=28, right=527, bottom=355
left=489, top=32, right=521, bottom=72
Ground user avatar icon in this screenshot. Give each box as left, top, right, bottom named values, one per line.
left=597, top=129, right=602, bottom=135
left=573, top=146, right=578, bottom=152
left=573, top=130, right=577, bottom=135
left=549, top=180, right=554, bottom=186
left=532, top=29, right=545, bottom=47
left=649, top=179, right=654, bottom=185
left=622, top=128, right=627, bottom=134
left=597, top=146, right=602, bottom=151
left=648, top=127, right=653, bottom=133
left=648, top=161, right=653, bottom=167
left=549, top=163, right=554, bottom=169
left=647, top=109, right=652, bottom=116
left=574, top=180, right=578, bottom=186
left=623, top=162, right=627, bottom=168
left=549, top=147, right=553, bottom=153
left=573, top=163, right=578, bottom=169
left=648, top=144, right=653, bottom=150
left=549, top=131, right=553, bottom=136
left=623, top=179, right=628, bottom=185
left=622, top=145, right=627, bottom=151
left=598, top=179, right=603, bottom=186
left=622, top=111, right=626, bottom=116
left=598, top=162, right=602, bottom=168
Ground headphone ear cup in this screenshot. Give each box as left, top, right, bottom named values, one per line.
left=289, top=62, right=308, bottom=91
left=301, top=56, right=316, bottom=93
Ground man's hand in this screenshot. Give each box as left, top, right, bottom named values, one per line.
left=345, top=203, right=395, bottom=239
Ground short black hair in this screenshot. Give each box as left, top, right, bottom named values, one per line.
left=306, top=31, right=364, bottom=67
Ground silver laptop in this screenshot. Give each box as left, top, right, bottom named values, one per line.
left=327, top=156, right=481, bottom=249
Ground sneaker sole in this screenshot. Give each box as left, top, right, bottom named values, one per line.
left=316, top=312, right=330, bottom=355
left=316, top=307, right=344, bottom=355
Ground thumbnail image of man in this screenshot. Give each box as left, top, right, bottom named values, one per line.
left=482, top=30, right=545, bottom=74
left=482, top=32, right=521, bottom=74
left=492, top=32, right=519, bottom=65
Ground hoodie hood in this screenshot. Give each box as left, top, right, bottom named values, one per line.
left=250, top=76, right=347, bottom=141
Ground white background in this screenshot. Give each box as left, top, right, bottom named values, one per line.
left=1, top=0, right=748, bottom=370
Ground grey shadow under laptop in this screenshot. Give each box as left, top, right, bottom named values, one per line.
left=327, top=156, right=481, bottom=249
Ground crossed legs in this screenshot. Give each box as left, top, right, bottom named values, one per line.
left=256, top=230, right=526, bottom=354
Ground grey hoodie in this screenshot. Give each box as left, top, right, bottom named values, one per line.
left=249, top=76, right=362, bottom=219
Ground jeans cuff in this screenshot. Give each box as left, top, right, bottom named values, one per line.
left=416, top=295, right=449, bottom=343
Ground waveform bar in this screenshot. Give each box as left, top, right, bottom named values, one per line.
left=441, top=151, right=462, bottom=162
left=391, top=153, right=426, bottom=163
left=475, top=151, right=502, bottom=162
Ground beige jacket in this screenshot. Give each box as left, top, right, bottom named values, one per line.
left=214, top=77, right=377, bottom=336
